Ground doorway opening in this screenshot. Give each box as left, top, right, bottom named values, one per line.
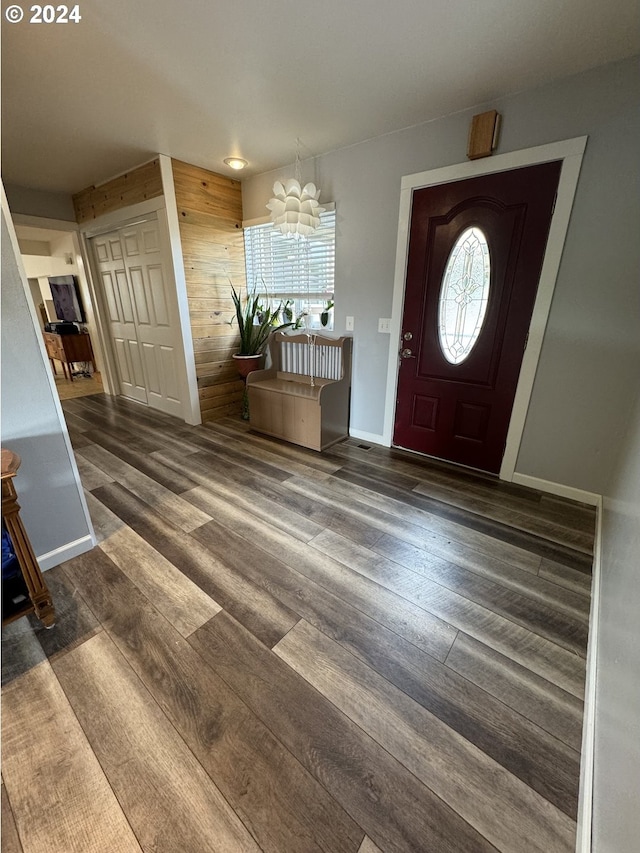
left=14, top=221, right=105, bottom=404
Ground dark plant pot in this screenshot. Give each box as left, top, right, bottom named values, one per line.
left=233, top=353, right=263, bottom=379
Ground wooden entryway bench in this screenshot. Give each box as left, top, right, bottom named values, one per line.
left=246, top=332, right=352, bottom=451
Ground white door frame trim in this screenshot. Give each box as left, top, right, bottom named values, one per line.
left=158, top=154, right=201, bottom=425
left=383, top=136, right=588, bottom=481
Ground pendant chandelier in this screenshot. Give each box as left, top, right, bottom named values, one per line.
left=267, top=140, right=324, bottom=239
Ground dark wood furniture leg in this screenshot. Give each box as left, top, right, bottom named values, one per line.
left=2, top=449, right=55, bottom=628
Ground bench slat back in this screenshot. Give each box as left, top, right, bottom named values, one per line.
left=272, top=332, right=349, bottom=382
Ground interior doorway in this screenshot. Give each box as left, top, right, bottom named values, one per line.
left=14, top=221, right=105, bottom=403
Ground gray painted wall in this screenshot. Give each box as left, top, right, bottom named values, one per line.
left=1, top=205, right=93, bottom=563
left=242, top=56, right=640, bottom=495
left=4, top=182, right=76, bottom=222
left=593, top=388, right=640, bottom=850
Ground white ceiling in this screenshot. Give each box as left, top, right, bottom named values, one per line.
left=2, top=0, right=639, bottom=195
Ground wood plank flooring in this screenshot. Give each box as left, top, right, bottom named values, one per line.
left=54, top=371, right=104, bottom=401
left=1, top=394, right=595, bottom=853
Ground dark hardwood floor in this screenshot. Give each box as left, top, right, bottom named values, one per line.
left=1, top=394, right=595, bottom=853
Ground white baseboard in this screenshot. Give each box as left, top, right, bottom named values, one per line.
left=511, top=472, right=601, bottom=506
left=348, top=428, right=389, bottom=447
left=575, top=502, right=602, bottom=852
left=37, top=534, right=96, bottom=572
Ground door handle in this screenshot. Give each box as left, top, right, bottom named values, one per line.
left=400, top=348, right=415, bottom=359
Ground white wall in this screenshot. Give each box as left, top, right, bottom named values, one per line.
left=20, top=231, right=81, bottom=322
left=22, top=254, right=78, bottom=280
left=19, top=232, right=79, bottom=278
left=593, top=387, right=640, bottom=850
left=242, top=55, right=640, bottom=495
left=1, top=196, right=95, bottom=568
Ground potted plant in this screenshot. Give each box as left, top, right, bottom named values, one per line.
left=230, top=284, right=294, bottom=378
left=320, top=299, right=334, bottom=328
left=281, top=299, right=295, bottom=324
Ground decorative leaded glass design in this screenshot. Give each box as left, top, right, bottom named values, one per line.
left=438, top=226, right=490, bottom=364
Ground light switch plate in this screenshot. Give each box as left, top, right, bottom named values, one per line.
left=345, top=316, right=354, bottom=331
left=378, top=318, right=391, bottom=333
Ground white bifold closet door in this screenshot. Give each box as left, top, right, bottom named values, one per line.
left=90, top=219, right=183, bottom=418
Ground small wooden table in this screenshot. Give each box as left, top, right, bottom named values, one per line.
left=1, top=449, right=55, bottom=627
left=43, top=331, right=95, bottom=382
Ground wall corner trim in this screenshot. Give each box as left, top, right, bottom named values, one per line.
left=348, top=429, right=389, bottom=447
left=575, top=498, right=603, bottom=853
left=510, top=472, right=600, bottom=506
left=37, top=534, right=96, bottom=572
left=158, top=154, right=202, bottom=425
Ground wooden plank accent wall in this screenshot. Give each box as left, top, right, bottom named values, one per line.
left=171, top=159, right=246, bottom=423
left=72, top=159, right=163, bottom=224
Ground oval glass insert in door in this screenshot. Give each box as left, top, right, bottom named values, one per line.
left=438, top=226, right=490, bottom=364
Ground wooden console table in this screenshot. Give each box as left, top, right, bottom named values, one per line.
left=1, top=449, right=55, bottom=627
left=43, top=331, right=95, bottom=382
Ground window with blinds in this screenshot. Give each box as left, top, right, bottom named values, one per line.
left=243, top=207, right=336, bottom=329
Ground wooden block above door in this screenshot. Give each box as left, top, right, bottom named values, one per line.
left=467, top=110, right=501, bottom=160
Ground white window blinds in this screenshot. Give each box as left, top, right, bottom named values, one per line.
left=243, top=208, right=336, bottom=301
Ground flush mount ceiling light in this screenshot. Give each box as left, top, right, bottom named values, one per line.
left=224, top=157, right=248, bottom=170
left=267, top=140, right=324, bottom=239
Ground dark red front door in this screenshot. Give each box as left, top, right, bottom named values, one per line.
left=393, top=161, right=561, bottom=473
